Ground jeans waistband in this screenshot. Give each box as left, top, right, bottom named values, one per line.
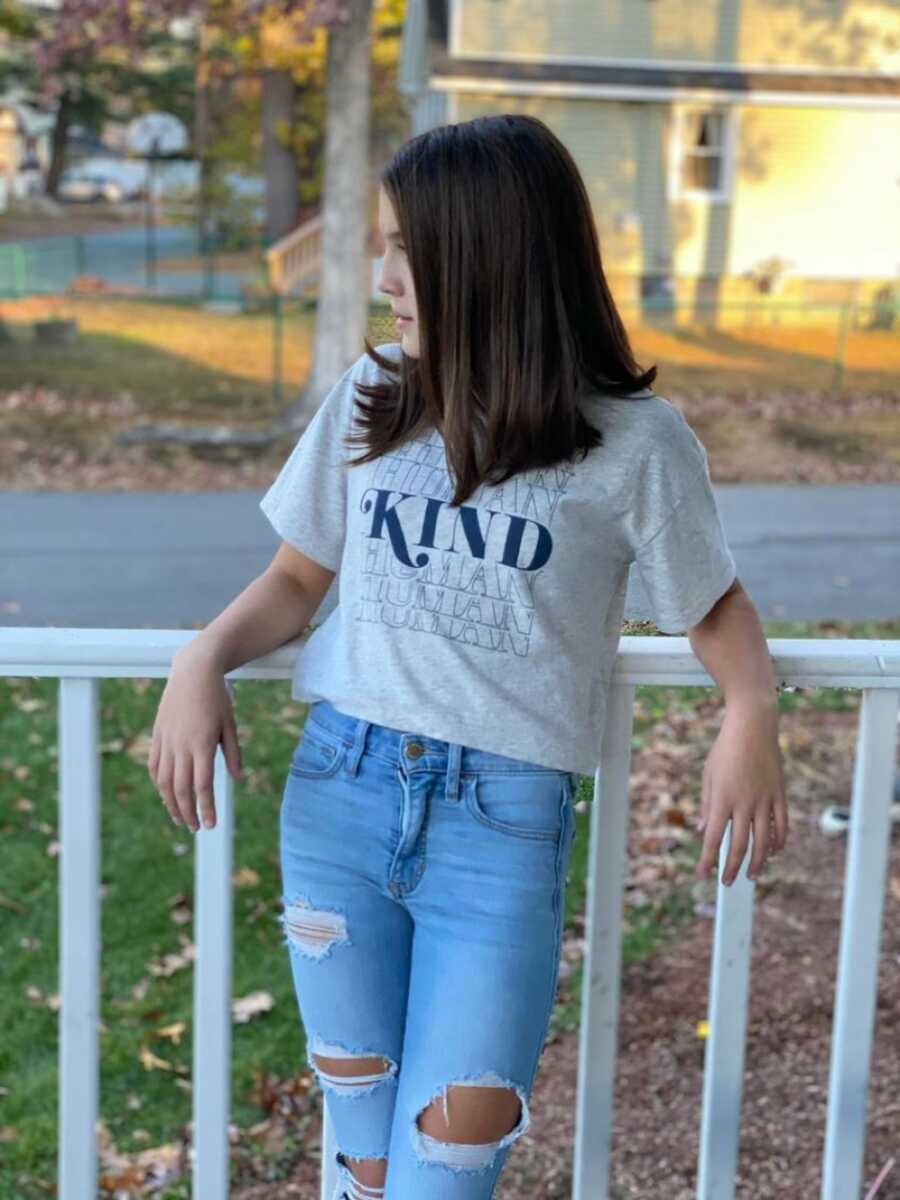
left=304, top=698, right=569, bottom=808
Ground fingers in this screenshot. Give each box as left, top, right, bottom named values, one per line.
left=173, top=751, right=199, bottom=832
left=193, top=749, right=217, bottom=830
left=147, top=671, right=240, bottom=833
left=697, top=797, right=789, bottom=887
left=697, top=813, right=749, bottom=887
left=151, top=742, right=235, bottom=833
left=696, top=804, right=729, bottom=880
left=221, top=716, right=244, bottom=783
left=747, top=807, right=770, bottom=881
left=154, top=744, right=182, bottom=827
left=721, top=812, right=751, bottom=886
left=698, top=760, right=712, bottom=833
left=153, top=746, right=200, bottom=832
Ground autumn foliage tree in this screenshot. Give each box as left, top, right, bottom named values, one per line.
left=22, top=0, right=405, bottom=415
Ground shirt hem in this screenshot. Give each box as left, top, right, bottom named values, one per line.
left=295, top=689, right=599, bottom=778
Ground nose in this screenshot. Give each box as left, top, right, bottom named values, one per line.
left=376, top=257, right=402, bottom=300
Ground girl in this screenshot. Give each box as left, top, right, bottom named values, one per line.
left=149, top=114, right=788, bottom=1199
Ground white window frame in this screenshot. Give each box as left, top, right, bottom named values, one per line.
left=669, top=104, right=738, bottom=203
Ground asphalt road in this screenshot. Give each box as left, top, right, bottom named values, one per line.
left=1, top=484, right=898, bottom=630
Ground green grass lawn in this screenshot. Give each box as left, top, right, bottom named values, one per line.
left=0, top=616, right=895, bottom=1198
left=0, top=298, right=398, bottom=418
left=0, top=296, right=895, bottom=420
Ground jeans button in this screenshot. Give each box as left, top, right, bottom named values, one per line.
left=405, top=741, right=425, bottom=759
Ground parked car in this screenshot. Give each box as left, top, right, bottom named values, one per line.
left=58, top=171, right=125, bottom=203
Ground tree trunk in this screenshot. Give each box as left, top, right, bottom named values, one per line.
left=262, top=68, right=300, bottom=243
left=283, top=0, right=374, bottom=424
left=45, top=90, right=73, bottom=198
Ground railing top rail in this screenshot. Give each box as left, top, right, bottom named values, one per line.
left=1, top=628, right=898, bottom=687
left=264, top=213, right=323, bottom=258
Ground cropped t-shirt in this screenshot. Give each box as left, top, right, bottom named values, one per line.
left=259, top=343, right=737, bottom=777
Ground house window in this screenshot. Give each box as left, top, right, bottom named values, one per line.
left=671, top=106, right=735, bottom=202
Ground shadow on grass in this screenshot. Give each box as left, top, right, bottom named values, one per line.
left=0, top=328, right=278, bottom=418
left=666, top=324, right=840, bottom=376
left=640, top=323, right=896, bottom=395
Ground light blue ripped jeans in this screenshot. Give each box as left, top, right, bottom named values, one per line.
left=278, top=698, right=579, bottom=1200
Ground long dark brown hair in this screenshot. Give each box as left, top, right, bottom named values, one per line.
left=344, top=113, right=657, bottom=507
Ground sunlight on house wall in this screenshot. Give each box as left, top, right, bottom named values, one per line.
left=454, top=93, right=645, bottom=274
left=456, top=94, right=900, bottom=283
left=457, top=0, right=900, bottom=72
left=729, top=107, right=900, bottom=278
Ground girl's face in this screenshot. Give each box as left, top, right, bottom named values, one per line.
left=376, top=186, right=419, bottom=358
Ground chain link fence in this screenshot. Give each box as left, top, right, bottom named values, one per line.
left=0, top=224, right=897, bottom=410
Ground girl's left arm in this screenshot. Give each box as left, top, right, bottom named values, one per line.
left=686, top=577, right=789, bottom=886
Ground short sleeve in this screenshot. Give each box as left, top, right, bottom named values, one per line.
left=628, top=418, right=737, bottom=634
left=258, top=363, right=355, bottom=572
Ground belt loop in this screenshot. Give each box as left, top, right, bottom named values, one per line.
left=445, top=741, right=462, bottom=804
left=346, top=717, right=371, bottom=778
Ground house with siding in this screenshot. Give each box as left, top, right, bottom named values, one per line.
left=398, top=0, right=900, bottom=322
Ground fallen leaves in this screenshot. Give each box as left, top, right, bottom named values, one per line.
left=147, top=934, right=194, bottom=979
left=232, top=990, right=274, bottom=1024
left=125, top=731, right=153, bottom=765
left=138, top=1046, right=176, bottom=1073
left=24, top=985, right=61, bottom=1012
left=96, top=1118, right=184, bottom=1196
left=155, top=1021, right=187, bottom=1046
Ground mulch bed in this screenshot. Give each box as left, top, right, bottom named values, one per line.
left=1, top=384, right=898, bottom=489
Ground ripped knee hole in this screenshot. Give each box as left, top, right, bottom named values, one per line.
left=282, top=896, right=348, bottom=960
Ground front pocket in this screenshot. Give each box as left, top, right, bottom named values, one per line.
left=288, top=724, right=348, bottom=780
left=465, top=772, right=565, bottom=841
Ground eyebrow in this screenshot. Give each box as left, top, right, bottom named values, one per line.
left=381, top=229, right=403, bottom=241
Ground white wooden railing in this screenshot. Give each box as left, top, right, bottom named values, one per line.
left=2, top=629, right=898, bottom=1200
left=265, top=212, right=383, bottom=299
left=265, top=214, right=324, bottom=296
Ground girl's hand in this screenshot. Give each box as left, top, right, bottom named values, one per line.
left=695, top=702, right=789, bottom=886
left=148, top=649, right=244, bottom=832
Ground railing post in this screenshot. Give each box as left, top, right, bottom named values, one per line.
left=571, top=681, right=635, bottom=1200
left=697, top=826, right=756, bottom=1199
left=821, top=686, right=900, bottom=1200
left=192, top=681, right=237, bottom=1199
left=58, top=677, right=102, bottom=1200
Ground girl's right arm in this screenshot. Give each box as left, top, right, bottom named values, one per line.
left=148, top=545, right=336, bottom=833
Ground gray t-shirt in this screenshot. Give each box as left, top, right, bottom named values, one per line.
left=259, top=343, right=736, bottom=777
